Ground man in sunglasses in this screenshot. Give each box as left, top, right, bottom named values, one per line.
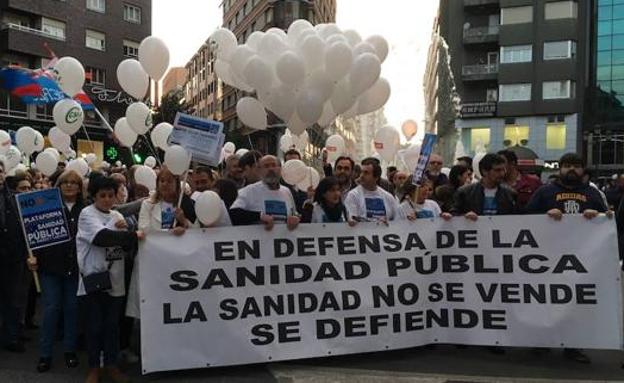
left=425, top=154, right=448, bottom=189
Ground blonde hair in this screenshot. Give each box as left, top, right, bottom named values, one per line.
left=55, top=170, right=85, bottom=203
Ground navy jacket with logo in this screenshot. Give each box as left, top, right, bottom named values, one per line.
left=526, top=180, right=607, bottom=215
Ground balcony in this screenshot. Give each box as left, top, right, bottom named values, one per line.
left=1, top=23, right=65, bottom=41
left=463, top=25, right=499, bottom=44
left=464, top=0, right=499, bottom=8
left=462, top=64, right=498, bottom=81
left=460, top=102, right=497, bottom=118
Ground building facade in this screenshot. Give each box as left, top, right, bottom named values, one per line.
left=162, top=66, right=187, bottom=97
left=437, top=0, right=589, bottom=166
left=584, top=0, right=624, bottom=175
left=0, top=0, right=151, bottom=163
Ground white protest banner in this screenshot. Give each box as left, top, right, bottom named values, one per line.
left=169, top=112, right=224, bottom=166
left=139, top=215, right=623, bottom=374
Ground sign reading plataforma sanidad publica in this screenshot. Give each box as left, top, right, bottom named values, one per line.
left=139, top=215, right=623, bottom=374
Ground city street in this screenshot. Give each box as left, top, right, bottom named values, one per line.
left=1, top=326, right=624, bottom=383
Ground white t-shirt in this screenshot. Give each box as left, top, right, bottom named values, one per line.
left=311, top=203, right=347, bottom=223
left=399, top=199, right=442, bottom=219
left=231, top=181, right=296, bottom=222
left=76, top=205, right=126, bottom=297
left=344, top=185, right=400, bottom=222
left=483, top=187, right=498, bottom=216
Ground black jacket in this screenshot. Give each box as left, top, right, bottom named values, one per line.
left=34, top=199, right=85, bottom=276
left=451, top=182, right=518, bottom=216
left=0, top=187, right=27, bottom=264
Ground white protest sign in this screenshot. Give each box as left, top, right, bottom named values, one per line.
left=169, top=113, right=224, bottom=166
left=140, top=215, right=623, bottom=374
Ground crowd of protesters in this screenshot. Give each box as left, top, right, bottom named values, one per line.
left=0, top=146, right=619, bottom=383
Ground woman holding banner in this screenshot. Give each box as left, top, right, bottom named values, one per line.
left=302, top=176, right=351, bottom=224
left=126, top=167, right=197, bottom=320
left=30, top=170, right=85, bottom=373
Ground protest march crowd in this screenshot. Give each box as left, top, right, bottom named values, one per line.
left=0, top=147, right=621, bottom=383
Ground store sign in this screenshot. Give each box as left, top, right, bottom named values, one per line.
left=86, top=85, right=134, bottom=106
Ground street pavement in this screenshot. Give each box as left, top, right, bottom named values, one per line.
left=1, top=325, right=624, bottom=383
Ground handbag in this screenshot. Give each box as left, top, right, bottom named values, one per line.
left=81, top=242, right=115, bottom=294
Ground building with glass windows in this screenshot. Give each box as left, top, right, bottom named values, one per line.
left=0, top=0, right=152, bottom=164
left=434, top=0, right=590, bottom=167
left=584, top=0, right=624, bottom=175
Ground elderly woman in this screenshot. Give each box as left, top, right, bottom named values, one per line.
left=30, top=170, right=85, bottom=373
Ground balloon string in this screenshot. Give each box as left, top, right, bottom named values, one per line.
left=141, top=134, right=163, bottom=167
left=81, top=125, right=96, bottom=154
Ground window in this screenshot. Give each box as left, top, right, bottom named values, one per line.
left=499, top=83, right=532, bottom=101
left=486, top=88, right=498, bottom=102
left=41, top=17, right=66, bottom=40
left=543, top=80, right=575, bottom=99
left=123, top=39, right=139, bottom=57
left=500, top=45, right=532, bottom=63
left=504, top=125, right=530, bottom=146
left=86, top=29, right=105, bottom=51
left=501, top=6, right=533, bottom=25
left=546, top=123, right=567, bottom=150
left=86, top=0, right=105, bottom=13
left=123, top=4, right=141, bottom=23
left=544, top=41, right=577, bottom=60
left=545, top=1, right=578, bottom=20
left=85, top=66, right=106, bottom=86
left=468, top=128, right=491, bottom=152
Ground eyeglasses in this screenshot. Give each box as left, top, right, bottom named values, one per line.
left=429, top=161, right=443, bottom=165
left=61, top=181, right=80, bottom=186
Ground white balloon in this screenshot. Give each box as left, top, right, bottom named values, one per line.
left=246, top=31, right=264, bottom=51
left=117, top=59, right=149, bottom=99
left=287, top=19, right=314, bottom=42
left=299, top=35, right=326, bottom=74
left=114, top=118, right=137, bottom=147
left=35, top=151, right=57, bottom=176
left=374, top=126, right=400, bottom=162
left=223, top=142, right=236, bottom=158
left=235, top=148, right=248, bottom=157
left=343, top=30, right=362, bottom=47
left=0, top=130, right=11, bottom=155
left=353, top=41, right=377, bottom=57
left=135, top=165, right=157, bottom=191
left=330, top=79, right=356, bottom=115
left=296, top=167, right=320, bottom=191
left=243, top=56, right=274, bottom=93
left=318, top=102, right=337, bottom=127
left=258, top=33, right=289, bottom=64
left=282, top=159, right=307, bottom=185
left=473, top=153, right=487, bottom=180
left=357, top=77, right=391, bottom=115
left=349, top=53, right=382, bottom=97
left=267, top=27, right=287, bottom=40
left=280, top=134, right=294, bottom=152
left=366, top=35, right=390, bottom=63
left=144, top=156, right=157, bottom=169
left=229, top=45, right=256, bottom=82
left=268, top=85, right=296, bottom=121
left=66, top=158, right=89, bottom=176
left=325, top=134, right=346, bottom=163
left=7, top=163, right=27, bottom=176
left=34, top=131, right=44, bottom=153
left=296, top=89, right=324, bottom=125
left=306, top=69, right=334, bottom=101
left=236, top=97, right=267, bottom=130
left=43, top=147, right=60, bottom=163
left=275, top=51, right=305, bottom=86
left=139, top=36, right=170, bottom=81
left=195, top=191, right=223, bottom=226
left=325, top=42, right=353, bottom=82
left=291, top=131, right=309, bottom=152
left=287, top=113, right=307, bottom=136
left=53, top=99, right=84, bottom=136
left=85, top=153, right=97, bottom=164
left=214, top=58, right=234, bottom=86
left=48, top=127, right=71, bottom=152
left=66, top=149, right=77, bottom=159
left=164, top=145, right=190, bottom=176
left=400, top=144, right=422, bottom=171
left=54, top=57, right=85, bottom=97
left=210, top=28, right=238, bottom=61
left=441, top=167, right=451, bottom=177
left=4, top=146, right=21, bottom=169
left=126, top=102, right=152, bottom=135
left=16, top=127, right=37, bottom=155
left=150, top=122, right=173, bottom=149
left=318, top=24, right=342, bottom=41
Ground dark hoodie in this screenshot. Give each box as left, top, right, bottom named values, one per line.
left=526, top=179, right=607, bottom=214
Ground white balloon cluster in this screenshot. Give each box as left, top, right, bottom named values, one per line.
left=210, top=20, right=391, bottom=135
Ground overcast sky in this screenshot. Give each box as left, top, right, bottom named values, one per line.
left=152, top=0, right=438, bottom=131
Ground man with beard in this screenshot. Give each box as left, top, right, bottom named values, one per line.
left=425, top=154, right=448, bottom=189
left=452, top=153, right=517, bottom=219
left=497, top=149, right=541, bottom=212
left=230, top=155, right=300, bottom=230
left=223, top=155, right=244, bottom=189
left=239, top=150, right=263, bottom=187
left=334, top=156, right=356, bottom=201
left=526, top=153, right=607, bottom=364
